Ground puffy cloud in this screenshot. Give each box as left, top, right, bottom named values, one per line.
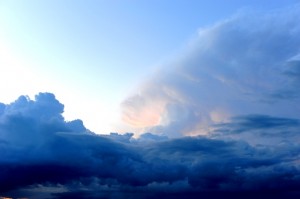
left=1, top=93, right=300, bottom=198
left=121, top=5, right=300, bottom=136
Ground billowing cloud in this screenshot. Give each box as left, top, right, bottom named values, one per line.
left=121, top=5, right=300, bottom=136
left=1, top=93, right=300, bottom=198
left=2, top=5, right=300, bottom=199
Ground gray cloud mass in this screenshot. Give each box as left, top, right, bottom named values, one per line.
left=0, top=93, right=300, bottom=198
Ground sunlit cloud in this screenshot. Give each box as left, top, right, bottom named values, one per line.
left=121, top=5, right=300, bottom=137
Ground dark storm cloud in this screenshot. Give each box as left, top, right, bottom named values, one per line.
left=214, top=114, right=300, bottom=134
left=1, top=93, right=300, bottom=198
left=212, top=114, right=300, bottom=146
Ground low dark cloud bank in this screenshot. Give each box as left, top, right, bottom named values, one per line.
left=1, top=93, right=300, bottom=199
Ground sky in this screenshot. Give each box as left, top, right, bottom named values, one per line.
left=1, top=0, right=299, bottom=133
left=1, top=0, right=300, bottom=198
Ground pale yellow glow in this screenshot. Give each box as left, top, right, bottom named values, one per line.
left=209, top=108, right=230, bottom=123
left=122, top=100, right=166, bottom=128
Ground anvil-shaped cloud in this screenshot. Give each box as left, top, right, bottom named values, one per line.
left=121, top=5, right=300, bottom=137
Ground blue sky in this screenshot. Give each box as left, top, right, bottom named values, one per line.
left=1, top=0, right=299, bottom=133
left=1, top=1, right=300, bottom=198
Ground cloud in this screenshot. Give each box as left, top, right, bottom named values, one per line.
left=214, top=114, right=300, bottom=134
left=121, top=5, right=300, bottom=136
left=212, top=114, right=300, bottom=146
left=2, top=5, right=300, bottom=199
left=284, top=59, right=300, bottom=86
left=1, top=93, right=300, bottom=198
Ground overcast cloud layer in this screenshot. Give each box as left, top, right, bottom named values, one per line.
left=1, top=5, right=300, bottom=199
